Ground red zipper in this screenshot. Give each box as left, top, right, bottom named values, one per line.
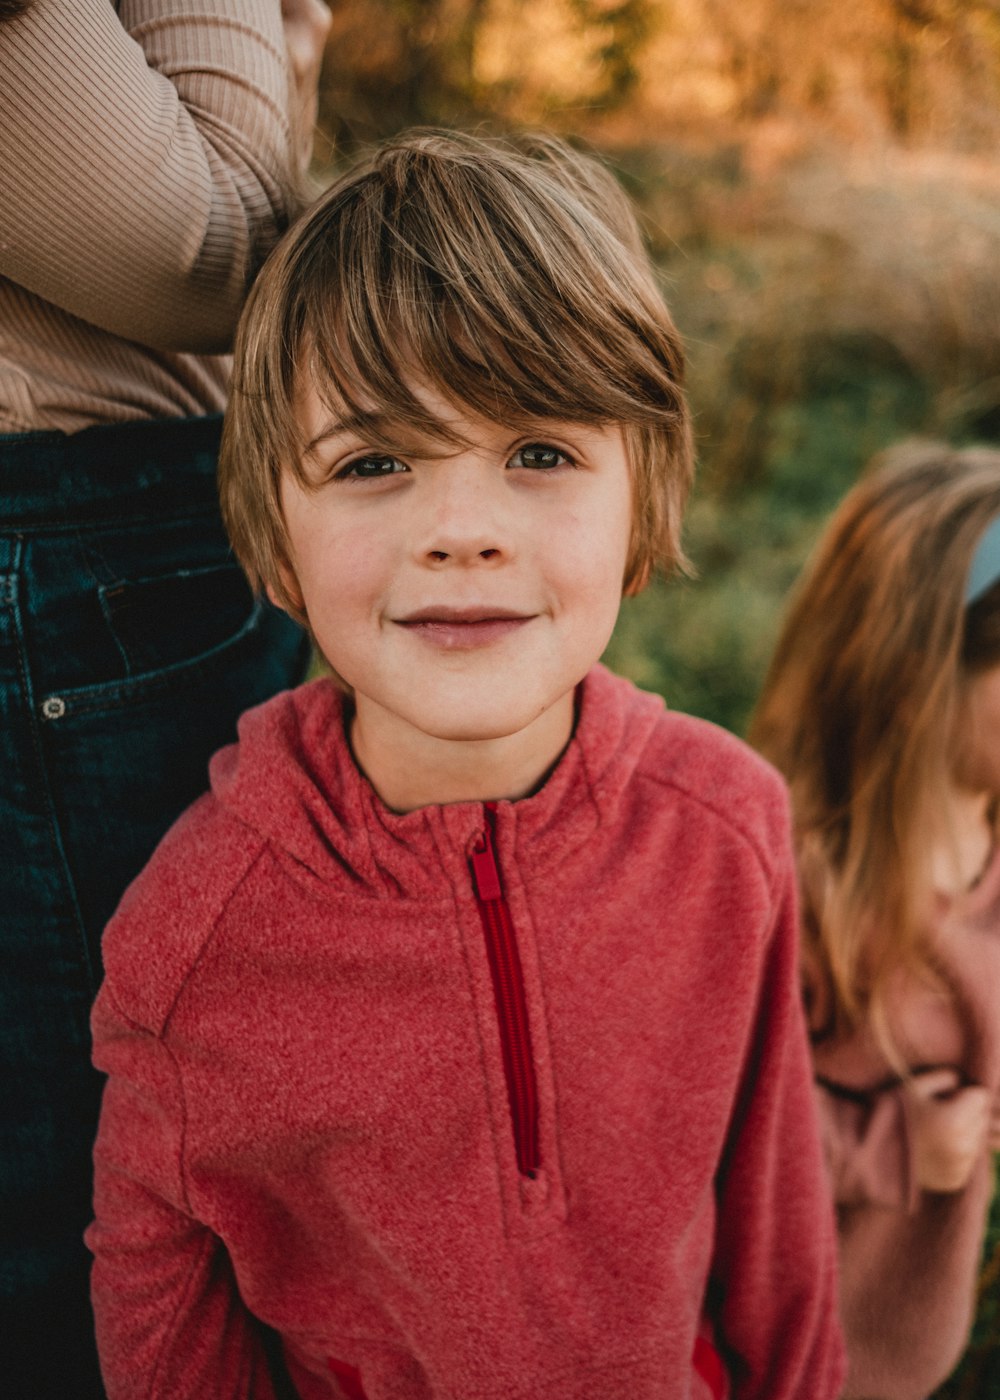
left=469, top=804, right=540, bottom=1178
left=327, top=1358, right=367, bottom=1399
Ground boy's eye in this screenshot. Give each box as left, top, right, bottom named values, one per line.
left=509, top=443, right=572, bottom=471
left=337, top=455, right=408, bottom=480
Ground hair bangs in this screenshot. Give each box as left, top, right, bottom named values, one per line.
left=290, top=139, right=685, bottom=454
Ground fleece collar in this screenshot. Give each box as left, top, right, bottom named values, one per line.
left=209, top=664, right=665, bottom=899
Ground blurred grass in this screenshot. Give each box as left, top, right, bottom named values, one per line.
left=600, top=142, right=1000, bottom=737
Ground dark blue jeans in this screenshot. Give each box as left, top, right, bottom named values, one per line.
left=0, top=416, right=308, bottom=1397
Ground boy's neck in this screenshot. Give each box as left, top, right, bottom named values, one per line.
left=348, top=691, right=576, bottom=813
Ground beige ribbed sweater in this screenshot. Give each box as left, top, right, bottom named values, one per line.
left=0, top=0, right=296, bottom=432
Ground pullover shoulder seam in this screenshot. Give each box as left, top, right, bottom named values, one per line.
left=634, top=764, right=787, bottom=899
left=106, top=835, right=270, bottom=1038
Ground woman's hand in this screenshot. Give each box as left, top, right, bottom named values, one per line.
left=906, top=1068, right=991, bottom=1194
left=282, top=0, right=332, bottom=175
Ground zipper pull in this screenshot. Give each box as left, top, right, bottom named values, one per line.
left=470, top=824, right=503, bottom=902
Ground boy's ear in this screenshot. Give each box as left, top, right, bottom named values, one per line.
left=623, top=562, right=651, bottom=597
left=268, top=559, right=306, bottom=619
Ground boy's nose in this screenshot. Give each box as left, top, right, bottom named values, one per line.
left=426, top=544, right=501, bottom=564
left=419, top=468, right=510, bottom=567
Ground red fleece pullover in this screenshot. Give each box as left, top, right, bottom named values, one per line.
left=88, top=665, right=844, bottom=1400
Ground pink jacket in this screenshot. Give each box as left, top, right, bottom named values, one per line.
left=88, top=666, right=844, bottom=1400
left=810, top=850, right=1000, bottom=1400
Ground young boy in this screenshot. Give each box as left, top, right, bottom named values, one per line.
left=87, top=131, right=844, bottom=1400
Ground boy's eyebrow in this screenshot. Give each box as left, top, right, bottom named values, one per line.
left=303, top=410, right=398, bottom=456
left=302, top=408, right=470, bottom=464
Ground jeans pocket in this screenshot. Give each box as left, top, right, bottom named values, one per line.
left=99, top=562, right=256, bottom=677
left=41, top=580, right=288, bottom=720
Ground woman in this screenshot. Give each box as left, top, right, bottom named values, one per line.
left=0, top=1, right=329, bottom=1392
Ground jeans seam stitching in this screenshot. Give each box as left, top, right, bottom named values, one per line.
left=9, top=538, right=97, bottom=990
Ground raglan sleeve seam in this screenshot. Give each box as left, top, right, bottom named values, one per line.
left=638, top=765, right=793, bottom=917
left=97, top=980, right=196, bottom=1218
left=97, top=839, right=270, bottom=1215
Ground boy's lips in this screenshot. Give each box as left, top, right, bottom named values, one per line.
left=393, top=606, right=536, bottom=650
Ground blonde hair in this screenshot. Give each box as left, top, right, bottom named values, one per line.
left=219, top=129, right=693, bottom=616
left=751, top=441, right=1000, bottom=1042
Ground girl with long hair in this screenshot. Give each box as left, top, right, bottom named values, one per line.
left=751, top=441, right=1000, bottom=1399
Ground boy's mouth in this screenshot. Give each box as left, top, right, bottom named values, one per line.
left=394, top=606, right=535, bottom=650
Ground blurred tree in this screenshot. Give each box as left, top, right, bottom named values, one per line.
left=318, top=0, right=657, bottom=153
left=566, top=0, right=655, bottom=106
left=680, top=0, right=1000, bottom=147
left=316, top=0, right=1000, bottom=159
left=883, top=0, right=1000, bottom=142
left=319, top=0, right=489, bottom=149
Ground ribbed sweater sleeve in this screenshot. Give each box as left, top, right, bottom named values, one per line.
left=0, top=0, right=293, bottom=354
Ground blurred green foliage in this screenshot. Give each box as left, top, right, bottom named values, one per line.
left=602, top=349, right=929, bottom=734
left=601, top=143, right=999, bottom=737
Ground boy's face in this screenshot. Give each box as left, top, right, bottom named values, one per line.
left=277, top=373, right=634, bottom=808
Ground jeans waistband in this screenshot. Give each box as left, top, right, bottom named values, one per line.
left=0, top=414, right=225, bottom=530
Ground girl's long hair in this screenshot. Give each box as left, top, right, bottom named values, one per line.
left=751, top=442, right=1000, bottom=1046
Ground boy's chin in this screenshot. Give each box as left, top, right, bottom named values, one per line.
left=368, top=687, right=577, bottom=750
left=407, top=705, right=551, bottom=747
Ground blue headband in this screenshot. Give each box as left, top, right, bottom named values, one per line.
left=965, top=514, right=1000, bottom=606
